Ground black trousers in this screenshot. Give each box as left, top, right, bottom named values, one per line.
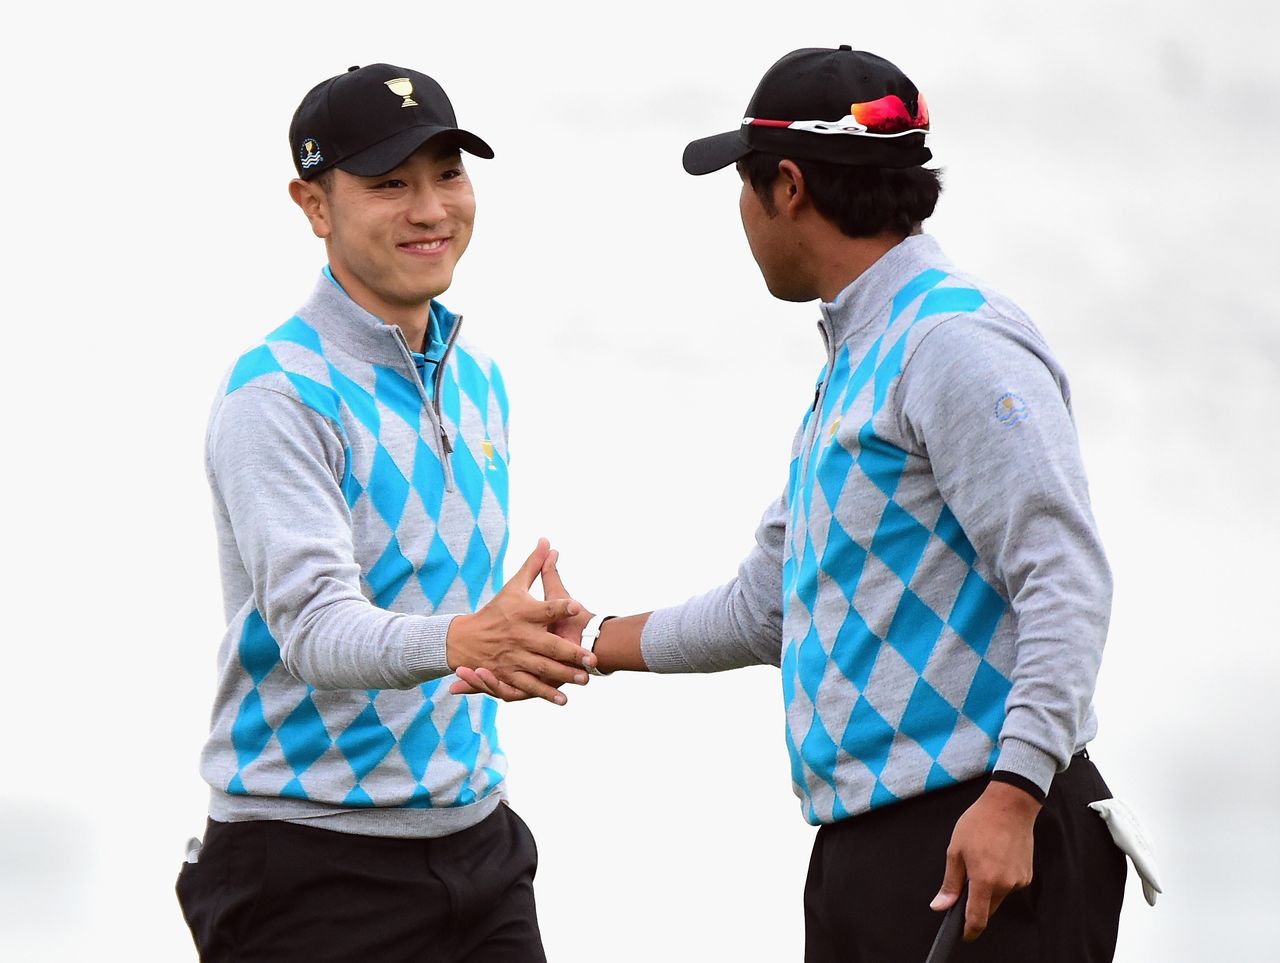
left=804, top=754, right=1126, bottom=963
left=176, top=803, right=544, bottom=963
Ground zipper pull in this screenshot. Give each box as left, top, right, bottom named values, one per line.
left=812, top=384, right=823, bottom=411
left=440, top=430, right=453, bottom=455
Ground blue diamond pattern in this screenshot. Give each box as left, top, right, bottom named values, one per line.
left=898, top=678, right=960, bottom=758
left=857, top=422, right=909, bottom=498
left=816, top=436, right=855, bottom=510
left=889, top=269, right=948, bottom=322
left=230, top=689, right=272, bottom=770
left=277, top=695, right=331, bottom=775
left=885, top=590, right=946, bottom=674
left=337, top=702, right=396, bottom=780
left=934, top=505, right=977, bottom=566
left=411, top=437, right=444, bottom=519
left=780, top=268, right=1016, bottom=821
left=819, top=518, right=868, bottom=600
left=228, top=344, right=282, bottom=392
left=368, top=444, right=410, bottom=530
left=841, top=696, right=895, bottom=777
left=444, top=700, right=482, bottom=774
left=871, top=502, right=932, bottom=586
left=925, top=761, right=958, bottom=791
left=829, top=609, right=879, bottom=690
left=368, top=536, right=414, bottom=608
left=781, top=640, right=799, bottom=710
left=963, top=660, right=1013, bottom=740
left=375, top=366, right=423, bottom=433
left=455, top=351, right=491, bottom=414
left=459, top=526, right=493, bottom=610
left=218, top=297, right=518, bottom=810
left=800, top=713, right=840, bottom=788
left=327, top=363, right=380, bottom=436
left=238, top=609, right=280, bottom=684
left=490, top=361, right=509, bottom=425
left=916, top=286, right=986, bottom=321
left=265, top=315, right=324, bottom=355
left=399, top=701, right=441, bottom=782
left=451, top=438, right=486, bottom=518
left=417, top=533, right=460, bottom=607
left=796, top=624, right=827, bottom=703
left=949, top=569, right=1007, bottom=656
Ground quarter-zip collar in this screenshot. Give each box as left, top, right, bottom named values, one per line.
left=817, top=233, right=953, bottom=348
left=299, top=269, right=459, bottom=369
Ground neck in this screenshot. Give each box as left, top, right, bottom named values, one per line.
left=812, top=230, right=910, bottom=303
left=327, top=264, right=433, bottom=351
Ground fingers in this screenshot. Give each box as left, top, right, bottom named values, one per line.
left=454, top=666, right=530, bottom=702
left=448, top=674, right=484, bottom=696
left=541, top=550, right=570, bottom=600
left=961, top=880, right=992, bottom=941
left=534, top=626, right=596, bottom=671
left=453, top=659, right=589, bottom=703
left=511, top=538, right=552, bottom=592
left=539, top=598, right=581, bottom=624
left=930, top=849, right=966, bottom=912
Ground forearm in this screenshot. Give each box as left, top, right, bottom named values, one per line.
left=281, top=602, right=455, bottom=690
left=588, top=578, right=785, bottom=676
left=592, top=613, right=652, bottom=674
left=638, top=579, right=782, bottom=672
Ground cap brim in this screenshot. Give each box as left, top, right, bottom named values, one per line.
left=337, top=125, right=495, bottom=177
left=683, top=130, right=750, bottom=175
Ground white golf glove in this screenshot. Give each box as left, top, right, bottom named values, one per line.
left=1088, top=797, right=1163, bottom=906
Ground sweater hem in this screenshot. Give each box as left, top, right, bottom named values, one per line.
left=207, top=787, right=504, bottom=839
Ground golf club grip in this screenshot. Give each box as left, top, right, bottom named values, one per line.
left=924, top=884, right=967, bottom=963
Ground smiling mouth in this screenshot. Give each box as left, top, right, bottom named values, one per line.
left=399, top=238, right=450, bottom=255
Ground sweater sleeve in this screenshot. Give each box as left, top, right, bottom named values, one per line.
left=639, top=487, right=788, bottom=672
left=895, top=315, right=1112, bottom=795
left=209, top=385, right=456, bottom=690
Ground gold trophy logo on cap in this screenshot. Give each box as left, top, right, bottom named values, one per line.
left=385, top=78, right=418, bottom=108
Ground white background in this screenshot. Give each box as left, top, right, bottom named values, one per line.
left=2, top=1, right=1277, bottom=959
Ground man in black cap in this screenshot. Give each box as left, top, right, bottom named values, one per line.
left=456, top=47, right=1128, bottom=961
left=176, top=63, right=595, bottom=961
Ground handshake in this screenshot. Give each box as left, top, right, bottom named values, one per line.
left=442, top=538, right=631, bottom=704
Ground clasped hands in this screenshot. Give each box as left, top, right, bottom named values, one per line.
left=444, top=538, right=592, bottom=704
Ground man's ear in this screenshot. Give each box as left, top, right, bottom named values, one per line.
left=775, top=160, right=808, bottom=219
left=288, top=178, right=332, bottom=239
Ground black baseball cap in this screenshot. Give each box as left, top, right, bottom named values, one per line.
left=289, top=63, right=494, bottom=180
left=683, top=47, right=930, bottom=175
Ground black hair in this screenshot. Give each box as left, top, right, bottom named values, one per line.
left=314, top=169, right=337, bottom=192
left=736, top=152, right=943, bottom=238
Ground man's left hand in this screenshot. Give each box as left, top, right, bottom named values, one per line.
left=930, top=780, right=1042, bottom=942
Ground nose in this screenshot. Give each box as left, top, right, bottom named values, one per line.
left=407, top=183, right=449, bottom=226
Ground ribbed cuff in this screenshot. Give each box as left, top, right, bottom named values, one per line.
left=639, top=607, right=699, bottom=673
left=993, top=737, right=1059, bottom=799
left=989, top=770, right=1047, bottom=804
left=400, top=614, right=457, bottom=682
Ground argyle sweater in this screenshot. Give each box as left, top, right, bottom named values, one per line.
left=641, top=235, right=1111, bottom=824
left=199, top=273, right=512, bottom=837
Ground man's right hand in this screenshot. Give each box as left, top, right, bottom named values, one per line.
left=445, top=539, right=596, bottom=705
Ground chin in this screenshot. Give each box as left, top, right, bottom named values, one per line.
left=765, top=278, right=819, bottom=303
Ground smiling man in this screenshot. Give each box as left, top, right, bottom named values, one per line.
left=176, top=63, right=593, bottom=962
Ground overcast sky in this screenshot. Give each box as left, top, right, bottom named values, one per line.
left=2, top=1, right=1277, bottom=960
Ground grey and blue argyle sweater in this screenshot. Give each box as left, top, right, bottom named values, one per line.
left=642, top=235, right=1111, bottom=824
left=200, top=272, right=512, bottom=837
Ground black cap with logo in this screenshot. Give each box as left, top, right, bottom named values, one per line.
left=289, top=63, right=494, bottom=180
left=683, top=47, right=930, bottom=175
